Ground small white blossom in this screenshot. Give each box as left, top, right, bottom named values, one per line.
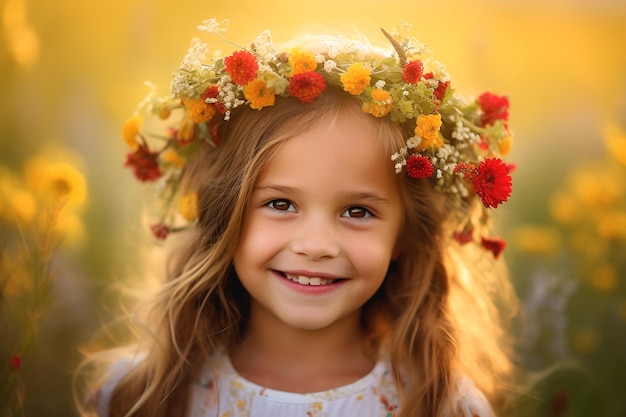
left=197, top=18, right=230, bottom=36
left=181, top=38, right=208, bottom=69
left=375, top=80, right=386, bottom=89
left=251, top=30, right=276, bottom=63
left=436, top=169, right=443, bottom=179
left=406, top=136, right=421, bottom=149
left=323, top=60, right=337, bottom=73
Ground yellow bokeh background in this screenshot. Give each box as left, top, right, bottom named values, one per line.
left=1, top=0, right=625, bottom=415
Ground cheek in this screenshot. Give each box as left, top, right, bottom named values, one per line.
left=346, top=234, right=397, bottom=278
left=236, top=219, right=283, bottom=263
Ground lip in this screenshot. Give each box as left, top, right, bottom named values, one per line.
left=271, top=270, right=346, bottom=295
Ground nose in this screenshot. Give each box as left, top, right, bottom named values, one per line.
left=290, top=215, right=341, bottom=260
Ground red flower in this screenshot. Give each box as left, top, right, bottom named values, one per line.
left=224, top=50, right=258, bottom=85
left=471, top=158, right=512, bottom=208
left=453, top=227, right=474, bottom=245
left=209, top=120, right=222, bottom=147
left=433, top=80, right=450, bottom=101
left=202, top=85, right=226, bottom=113
left=477, top=92, right=509, bottom=127
left=481, top=236, right=506, bottom=258
left=150, top=223, right=170, bottom=240
left=125, top=144, right=163, bottom=182
left=402, top=60, right=424, bottom=84
left=405, top=154, right=434, bottom=179
left=202, top=85, right=219, bottom=99
left=11, top=355, right=21, bottom=370
left=288, top=72, right=327, bottom=103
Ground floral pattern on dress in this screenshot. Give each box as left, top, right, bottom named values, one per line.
left=189, top=351, right=399, bottom=417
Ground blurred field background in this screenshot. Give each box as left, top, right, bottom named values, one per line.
left=1, top=0, right=625, bottom=416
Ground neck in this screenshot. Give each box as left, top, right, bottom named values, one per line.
left=230, top=303, right=376, bottom=392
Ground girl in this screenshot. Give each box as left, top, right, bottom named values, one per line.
left=77, top=19, right=518, bottom=417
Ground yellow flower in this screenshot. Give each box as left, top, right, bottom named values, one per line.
left=596, top=211, right=626, bottom=240
left=289, top=48, right=318, bottom=75
left=184, top=98, right=216, bottom=124
left=340, top=63, right=371, bottom=95
left=52, top=211, right=86, bottom=248
left=178, top=192, right=198, bottom=221
left=6, top=189, right=37, bottom=225
left=244, top=79, right=276, bottom=110
left=498, top=135, right=513, bottom=156
left=415, top=114, right=442, bottom=150
left=122, top=115, right=142, bottom=150
left=161, top=149, right=186, bottom=168
left=24, top=157, right=87, bottom=206
left=549, top=192, right=579, bottom=224
left=363, top=89, right=393, bottom=117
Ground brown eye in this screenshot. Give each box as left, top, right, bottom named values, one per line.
left=269, top=199, right=294, bottom=212
left=343, top=206, right=372, bottom=219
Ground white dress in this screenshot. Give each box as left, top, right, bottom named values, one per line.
left=187, top=351, right=399, bottom=417
left=98, top=351, right=494, bottom=417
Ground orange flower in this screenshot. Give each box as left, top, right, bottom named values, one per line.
left=184, top=98, right=216, bottom=124
left=289, top=48, right=318, bottom=75
left=340, top=63, right=371, bottom=95
left=244, top=79, right=276, bottom=110
left=415, top=114, right=442, bottom=150
left=362, top=89, right=392, bottom=117
left=224, top=50, right=259, bottom=85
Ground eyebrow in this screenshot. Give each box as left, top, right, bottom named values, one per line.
left=253, top=184, right=390, bottom=205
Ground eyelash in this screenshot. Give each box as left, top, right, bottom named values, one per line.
left=265, top=199, right=374, bottom=221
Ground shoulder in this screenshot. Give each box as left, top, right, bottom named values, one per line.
left=454, top=376, right=496, bottom=417
left=95, top=355, right=142, bottom=417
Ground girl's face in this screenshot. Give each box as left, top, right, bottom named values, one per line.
left=233, top=107, right=404, bottom=332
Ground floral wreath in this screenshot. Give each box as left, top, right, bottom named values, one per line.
left=122, top=19, right=514, bottom=258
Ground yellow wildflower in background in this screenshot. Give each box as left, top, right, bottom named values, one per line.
left=340, top=63, right=371, bottom=95
left=549, top=192, right=579, bottom=225
left=415, top=114, right=443, bottom=150
left=178, top=192, right=198, bottom=221
left=243, top=79, right=276, bottom=110
left=4, top=189, right=37, bottom=225
left=24, top=156, right=87, bottom=206
left=289, top=48, right=317, bottom=75
left=596, top=211, right=626, bottom=240
left=122, top=115, right=142, bottom=150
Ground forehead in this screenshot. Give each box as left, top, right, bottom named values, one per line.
left=256, top=107, right=403, bottom=198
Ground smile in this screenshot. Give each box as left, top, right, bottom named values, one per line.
left=283, top=273, right=336, bottom=286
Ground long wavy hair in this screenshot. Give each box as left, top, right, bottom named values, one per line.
left=76, top=86, right=517, bottom=417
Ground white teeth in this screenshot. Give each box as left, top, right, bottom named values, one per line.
left=285, top=274, right=334, bottom=286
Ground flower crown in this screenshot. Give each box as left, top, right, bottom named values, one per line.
left=122, top=19, right=514, bottom=257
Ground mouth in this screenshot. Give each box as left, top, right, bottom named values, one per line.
left=279, top=272, right=338, bottom=286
